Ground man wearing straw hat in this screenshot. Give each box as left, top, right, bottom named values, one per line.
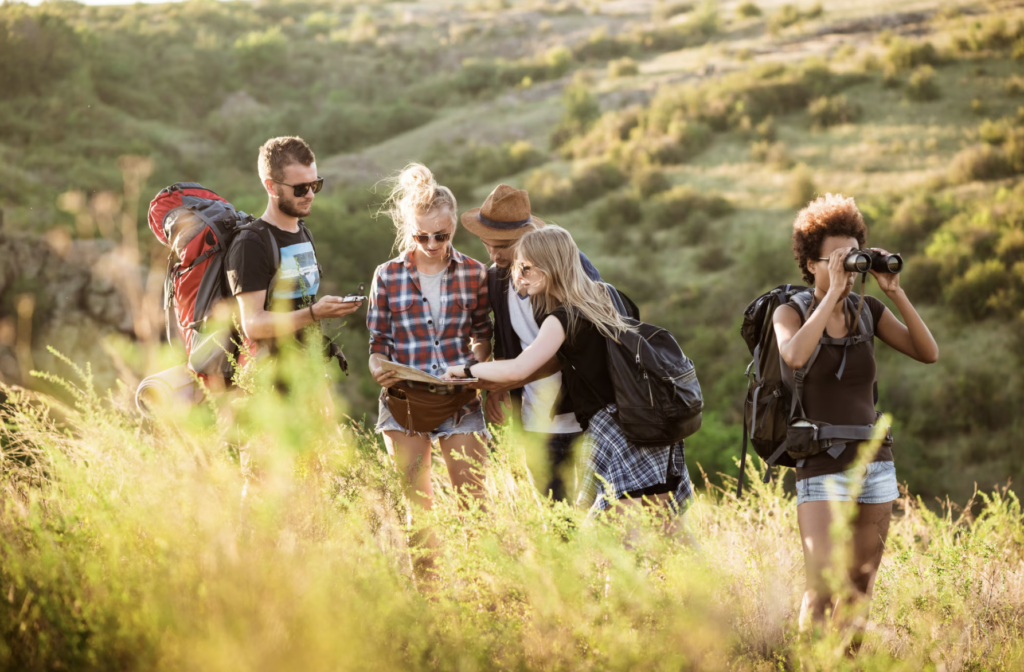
left=462, top=184, right=601, bottom=502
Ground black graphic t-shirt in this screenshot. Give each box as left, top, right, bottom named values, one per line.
left=226, top=219, right=320, bottom=311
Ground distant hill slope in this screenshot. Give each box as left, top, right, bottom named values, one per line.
left=3, top=0, right=1023, bottom=502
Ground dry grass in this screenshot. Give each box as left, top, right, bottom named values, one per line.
left=0, top=355, right=1022, bottom=671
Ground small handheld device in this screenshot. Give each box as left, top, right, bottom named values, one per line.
left=342, top=283, right=367, bottom=303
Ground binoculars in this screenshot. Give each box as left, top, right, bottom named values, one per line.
left=843, top=249, right=903, bottom=274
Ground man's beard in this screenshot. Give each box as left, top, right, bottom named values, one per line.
left=278, top=197, right=312, bottom=218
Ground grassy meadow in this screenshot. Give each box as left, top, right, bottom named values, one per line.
left=1, top=353, right=1023, bottom=670
left=3, top=0, right=1024, bottom=667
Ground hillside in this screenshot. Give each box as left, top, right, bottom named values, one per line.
left=2, top=0, right=1023, bottom=506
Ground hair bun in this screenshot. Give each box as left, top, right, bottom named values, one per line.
left=399, top=163, right=435, bottom=192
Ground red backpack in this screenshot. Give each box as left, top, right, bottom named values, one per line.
left=148, top=183, right=258, bottom=379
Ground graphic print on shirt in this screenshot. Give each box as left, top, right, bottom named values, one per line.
left=273, top=242, right=320, bottom=300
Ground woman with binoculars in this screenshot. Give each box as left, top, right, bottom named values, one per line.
left=772, top=194, right=939, bottom=635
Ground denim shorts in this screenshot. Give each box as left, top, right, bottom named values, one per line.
left=375, top=398, right=491, bottom=442
left=796, top=461, right=899, bottom=505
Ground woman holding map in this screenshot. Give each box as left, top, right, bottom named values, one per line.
left=366, top=164, right=493, bottom=540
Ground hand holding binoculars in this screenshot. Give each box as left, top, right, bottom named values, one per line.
left=843, top=249, right=903, bottom=274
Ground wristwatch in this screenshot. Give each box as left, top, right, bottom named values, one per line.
left=463, top=359, right=477, bottom=378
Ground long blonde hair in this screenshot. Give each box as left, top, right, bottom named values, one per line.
left=514, top=226, right=636, bottom=342
left=380, top=163, right=458, bottom=254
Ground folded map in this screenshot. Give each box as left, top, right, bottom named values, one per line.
left=379, top=359, right=478, bottom=384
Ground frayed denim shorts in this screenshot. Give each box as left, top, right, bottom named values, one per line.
left=796, top=460, right=899, bottom=505
left=375, top=398, right=491, bottom=442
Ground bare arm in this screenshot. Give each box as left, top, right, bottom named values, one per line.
left=470, top=339, right=492, bottom=366
left=869, top=248, right=939, bottom=364
left=446, top=316, right=566, bottom=383
left=236, top=291, right=363, bottom=342
left=479, top=354, right=561, bottom=424
left=775, top=246, right=853, bottom=370
left=369, top=352, right=402, bottom=388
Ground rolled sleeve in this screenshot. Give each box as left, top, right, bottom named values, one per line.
left=470, top=266, right=493, bottom=344
left=366, top=267, right=393, bottom=358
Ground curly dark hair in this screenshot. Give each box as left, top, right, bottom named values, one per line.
left=792, top=193, right=867, bottom=284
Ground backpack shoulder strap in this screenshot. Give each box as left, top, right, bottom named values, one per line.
left=782, top=290, right=820, bottom=420
left=605, top=283, right=629, bottom=317
left=789, top=289, right=815, bottom=322
left=854, top=293, right=875, bottom=339
left=298, top=219, right=325, bottom=280
left=236, top=220, right=280, bottom=311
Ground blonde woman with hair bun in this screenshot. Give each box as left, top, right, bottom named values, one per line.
left=366, top=164, right=493, bottom=574
left=445, top=225, right=695, bottom=537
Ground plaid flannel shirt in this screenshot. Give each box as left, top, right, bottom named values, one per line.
left=367, top=248, right=492, bottom=397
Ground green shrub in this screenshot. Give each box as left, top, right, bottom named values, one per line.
left=750, top=140, right=792, bottom=168
left=755, top=115, right=777, bottom=141
left=0, top=7, right=82, bottom=98
left=807, top=94, right=862, bottom=129
left=632, top=167, right=672, bottom=197
left=594, top=192, right=643, bottom=231
left=1014, top=37, right=1024, bottom=61
left=787, top=164, right=816, bottom=208
left=979, top=119, right=1010, bottom=145
left=906, top=65, right=940, bottom=102
left=736, top=1, right=762, bottom=18
left=954, top=16, right=1024, bottom=53
left=697, top=242, right=733, bottom=271
left=571, top=27, right=633, bottom=62
left=568, top=107, right=643, bottom=159
left=234, top=27, right=288, bottom=76
left=305, top=11, right=341, bottom=35
left=526, top=161, right=626, bottom=214
left=884, top=38, right=939, bottom=73
left=608, top=57, right=639, bottom=78
left=550, top=78, right=601, bottom=149
left=767, top=4, right=801, bottom=33
left=767, top=3, right=820, bottom=34
left=427, top=140, right=546, bottom=198
left=631, top=18, right=718, bottom=54
left=945, top=259, right=1013, bottom=319
left=1006, top=75, right=1024, bottom=97
left=899, top=254, right=944, bottom=304
left=880, top=193, right=951, bottom=253
left=881, top=63, right=901, bottom=89
left=947, top=144, right=1014, bottom=183
left=648, top=184, right=731, bottom=241
left=570, top=161, right=627, bottom=204
left=524, top=168, right=571, bottom=213
left=544, top=46, right=574, bottom=75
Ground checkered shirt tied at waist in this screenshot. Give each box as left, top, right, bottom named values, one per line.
left=367, top=248, right=493, bottom=386
left=577, top=405, right=693, bottom=515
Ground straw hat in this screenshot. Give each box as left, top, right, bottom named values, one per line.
left=461, top=184, right=546, bottom=241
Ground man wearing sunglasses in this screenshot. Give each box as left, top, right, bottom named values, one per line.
left=462, top=184, right=602, bottom=503
left=226, top=136, right=362, bottom=356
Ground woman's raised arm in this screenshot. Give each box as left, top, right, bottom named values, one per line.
left=446, top=315, right=566, bottom=383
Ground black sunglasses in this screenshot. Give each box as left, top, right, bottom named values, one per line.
left=273, top=177, right=324, bottom=197
left=413, top=231, right=453, bottom=244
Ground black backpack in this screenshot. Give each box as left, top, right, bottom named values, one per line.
left=603, top=286, right=704, bottom=446
left=736, top=285, right=880, bottom=497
